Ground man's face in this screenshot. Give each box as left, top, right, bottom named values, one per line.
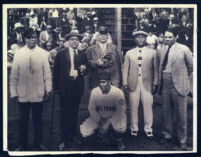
left=59, top=40, right=64, bottom=48
left=158, top=33, right=164, bottom=43
left=47, top=28, right=52, bottom=34
left=68, top=36, right=79, bottom=49
left=25, top=33, right=37, bottom=49
left=98, top=33, right=108, bottom=44
left=98, top=79, right=110, bottom=94
left=135, top=34, right=146, bottom=47
left=164, top=31, right=176, bottom=46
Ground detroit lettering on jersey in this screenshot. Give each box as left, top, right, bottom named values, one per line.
left=96, top=106, right=116, bottom=112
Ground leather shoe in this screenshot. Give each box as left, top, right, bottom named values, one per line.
left=145, top=131, right=154, bottom=140
left=180, top=143, right=188, bottom=150
left=116, top=140, right=125, bottom=151
left=58, top=142, right=66, bottom=151
left=131, top=130, right=138, bottom=137
left=159, top=137, right=171, bottom=144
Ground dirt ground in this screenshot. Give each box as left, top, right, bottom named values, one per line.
left=7, top=93, right=193, bottom=152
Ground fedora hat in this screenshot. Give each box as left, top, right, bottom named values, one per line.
left=132, top=28, right=148, bottom=37
left=14, top=23, right=24, bottom=30
left=65, top=30, right=83, bottom=40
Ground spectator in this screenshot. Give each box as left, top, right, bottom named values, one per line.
left=9, top=22, right=25, bottom=48
left=39, top=25, right=57, bottom=49
left=57, top=11, right=71, bottom=36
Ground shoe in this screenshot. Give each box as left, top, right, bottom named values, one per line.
left=131, top=130, right=138, bottom=137
left=58, top=142, right=66, bottom=151
left=15, top=145, right=27, bottom=151
left=116, top=140, right=125, bottom=151
left=145, top=131, right=153, bottom=140
left=180, top=143, right=188, bottom=150
left=35, top=144, right=47, bottom=151
left=159, top=136, right=171, bottom=144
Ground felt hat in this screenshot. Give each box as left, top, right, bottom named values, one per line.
left=65, top=30, right=83, bottom=40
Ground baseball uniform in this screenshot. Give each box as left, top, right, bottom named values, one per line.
left=80, top=85, right=127, bottom=137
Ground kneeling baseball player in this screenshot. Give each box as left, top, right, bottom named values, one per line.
left=80, top=71, right=127, bottom=150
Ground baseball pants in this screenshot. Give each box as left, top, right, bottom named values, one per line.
left=129, top=76, right=153, bottom=132
left=80, top=116, right=127, bottom=138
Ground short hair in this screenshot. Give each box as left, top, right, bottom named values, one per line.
left=165, top=27, right=178, bottom=37
left=23, top=28, right=36, bottom=39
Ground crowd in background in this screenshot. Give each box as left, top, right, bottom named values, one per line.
left=7, top=7, right=194, bottom=69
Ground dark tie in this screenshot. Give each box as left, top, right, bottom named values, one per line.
left=162, top=45, right=172, bottom=71
left=73, top=49, right=78, bottom=69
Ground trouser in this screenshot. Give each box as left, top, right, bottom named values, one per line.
left=161, top=72, right=187, bottom=144
left=129, top=76, right=153, bottom=132
left=80, top=117, right=126, bottom=143
left=80, top=115, right=127, bottom=138
left=18, top=102, right=43, bottom=147
left=60, top=79, right=82, bottom=144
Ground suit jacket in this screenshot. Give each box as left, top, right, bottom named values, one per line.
left=86, top=43, right=122, bottom=89
left=158, top=42, right=193, bottom=96
left=122, top=47, right=159, bottom=93
left=53, top=47, right=88, bottom=98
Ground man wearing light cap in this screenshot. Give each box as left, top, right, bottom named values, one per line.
left=86, top=25, right=122, bottom=89
left=9, top=22, right=24, bottom=48
left=122, top=28, right=159, bottom=139
left=80, top=71, right=127, bottom=150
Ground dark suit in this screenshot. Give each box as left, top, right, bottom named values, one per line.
left=53, top=47, right=88, bottom=143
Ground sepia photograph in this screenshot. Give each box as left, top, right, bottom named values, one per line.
left=2, top=4, right=197, bottom=155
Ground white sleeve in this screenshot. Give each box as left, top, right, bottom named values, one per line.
left=42, top=52, right=52, bottom=93
left=9, top=52, right=19, bottom=98
left=88, top=90, right=101, bottom=123
left=110, top=90, right=126, bottom=122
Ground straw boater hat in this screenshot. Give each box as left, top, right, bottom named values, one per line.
left=14, top=22, right=24, bottom=30
left=132, top=28, right=148, bottom=37
left=65, top=30, right=83, bottom=40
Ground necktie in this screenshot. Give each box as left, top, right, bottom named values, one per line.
left=73, top=49, right=78, bottom=69
left=162, top=45, right=172, bottom=71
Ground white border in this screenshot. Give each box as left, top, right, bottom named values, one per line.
left=3, top=4, right=197, bottom=155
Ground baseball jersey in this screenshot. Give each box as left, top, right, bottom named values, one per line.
left=88, top=85, right=126, bottom=122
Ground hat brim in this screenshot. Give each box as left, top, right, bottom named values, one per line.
left=132, top=31, right=148, bottom=37
left=14, top=26, right=24, bottom=30
left=65, top=34, right=83, bottom=40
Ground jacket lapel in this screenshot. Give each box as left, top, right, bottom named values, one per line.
left=64, top=48, right=70, bottom=64
left=171, top=43, right=182, bottom=66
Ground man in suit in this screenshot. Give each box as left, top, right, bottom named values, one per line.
left=53, top=30, right=88, bottom=150
left=158, top=27, right=193, bottom=150
left=86, top=25, right=122, bottom=89
left=39, top=25, right=56, bottom=49
left=122, top=29, right=159, bottom=139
